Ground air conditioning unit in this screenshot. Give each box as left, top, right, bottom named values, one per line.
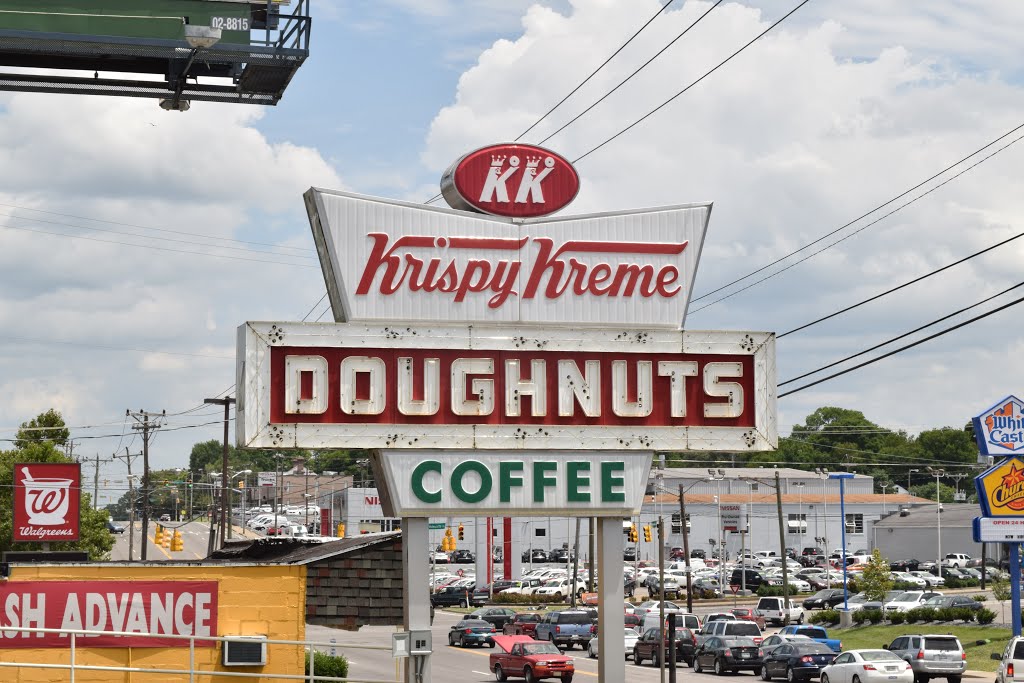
left=223, top=636, right=267, bottom=666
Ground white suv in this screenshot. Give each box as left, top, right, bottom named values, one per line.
left=995, top=636, right=1024, bottom=683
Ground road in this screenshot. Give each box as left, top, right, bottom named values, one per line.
left=108, top=519, right=249, bottom=561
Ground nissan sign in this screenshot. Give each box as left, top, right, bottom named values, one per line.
left=439, top=143, right=580, bottom=218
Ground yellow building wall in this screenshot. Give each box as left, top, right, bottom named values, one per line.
left=0, top=564, right=306, bottom=682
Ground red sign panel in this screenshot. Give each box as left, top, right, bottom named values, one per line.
left=270, top=347, right=755, bottom=428
left=440, top=143, right=580, bottom=218
left=0, top=581, right=218, bottom=648
left=14, top=463, right=81, bottom=542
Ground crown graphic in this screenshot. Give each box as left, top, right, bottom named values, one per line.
left=525, top=155, right=542, bottom=169
left=490, top=155, right=507, bottom=167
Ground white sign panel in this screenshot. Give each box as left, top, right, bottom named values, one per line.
left=720, top=504, right=747, bottom=533
left=257, top=472, right=275, bottom=487
left=373, top=450, right=651, bottom=517
left=304, top=189, right=711, bottom=329
left=235, top=322, right=777, bottom=452
left=973, top=395, right=1024, bottom=457
left=976, top=516, right=1024, bottom=542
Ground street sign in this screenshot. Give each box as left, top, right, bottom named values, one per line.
left=427, top=522, right=445, bottom=530
left=729, top=584, right=740, bottom=595
left=973, top=516, right=1024, bottom=542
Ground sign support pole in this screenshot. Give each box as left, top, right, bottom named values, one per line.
left=1011, top=546, right=1022, bottom=638
left=402, top=517, right=431, bottom=683
left=596, top=518, right=625, bottom=682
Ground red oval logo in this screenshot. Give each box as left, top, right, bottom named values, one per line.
left=440, top=143, right=580, bottom=218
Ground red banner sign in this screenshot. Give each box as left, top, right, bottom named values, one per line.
left=14, top=463, right=81, bottom=542
left=0, top=581, right=218, bottom=648
left=270, top=347, right=754, bottom=428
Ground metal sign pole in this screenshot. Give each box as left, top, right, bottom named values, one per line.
left=1012, top=547, right=1022, bottom=638
left=596, top=518, right=625, bottom=682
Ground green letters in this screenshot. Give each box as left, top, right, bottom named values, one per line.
left=601, top=461, right=625, bottom=502
left=567, top=461, right=591, bottom=502
left=452, top=460, right=492, bottom=503
left=411, top=460, right=442, bottom=503
left=499, top=461, right=525, bottom=502
left=533, top=461, right=558, bottom=502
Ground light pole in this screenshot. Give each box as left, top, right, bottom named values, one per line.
left=880, top=482, right=891, bottom=514
left=927, top=467, right=945, bottom=574
left=828, top=473, right=854, bottom=611
left=794, top=482, right=806, bottom=553
left=908, top=468, right=920, bottom=493
left=814, top=468, right=830, bottom=587
left=708, top=469, right=726, bottom=588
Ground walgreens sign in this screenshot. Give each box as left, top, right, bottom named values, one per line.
left=13, top=463, right=80, bottom=542
left=304, top=188, right=710, bottom=329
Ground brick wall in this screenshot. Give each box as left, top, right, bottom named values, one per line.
left=305, top=537, right=404, bottom=630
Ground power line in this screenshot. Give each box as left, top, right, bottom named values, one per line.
left=778, top=291, right=1024, bottom=397
left=301, top=293, right=328, bottom=321
left=571, top=0, right=812, bottom=164
left=691, top=120, right=1024, bottom=305
left=779, top=279, right=1024, bottom=387
left=778, top=229, right=1024, bottom=338
left=538, top=1, right=722, bottom=147
left=516, top=0, right=679, bottom=141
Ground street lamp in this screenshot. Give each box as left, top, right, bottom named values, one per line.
left=794, top=482, right=806, bottom=553
left=880, top=482, right=891, bottom=514
left=828, top=473, right=854, bottom=611
left=708, top=469, right=726, bottom=589
left=814, top=468, right=830, bottom=587
left=927, top=467, right=945, bottom=574
left=908, top=468, right=920, bottom=493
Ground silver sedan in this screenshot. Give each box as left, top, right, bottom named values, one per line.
left=587, top=628, right=640, bottom=659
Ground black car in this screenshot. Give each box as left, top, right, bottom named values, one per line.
left=471, top=607, right=517, bottom=630
left=447, top=618, right=496, bottom=648
left=889, top=558, right=921, bottom=572
left=801, top=547, right=823, bottom=557
left=730, top=569, right=767, bottom=591
left=802, top=589, right=845, bottom=610
left=691, top=548, right=707, bottom=560
left=760, top=641, right=835, bottom=680
left=624, top=574, right=637, bottom=598
left=922, top=595, right=983, bottom=611
left=450, top=549, right=475, bottom=563
left=106, top=520, right=125, bottom=534
left=550, top=547, right=575, bottom=563
left=624, top=546, right=637, bottom=561
left=800, top=555, right=826, bottom=568
left=633, top=627, right=697, bottom=667
left=693, top=636, right=763, bottom=675
left=522, top=547, right=549, bottom=563
left=431, top=585, right=473, bottom=607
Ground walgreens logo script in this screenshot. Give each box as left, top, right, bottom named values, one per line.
left=355, top=233, right=688, bottom=308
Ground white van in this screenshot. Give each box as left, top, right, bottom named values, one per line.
left=754, top=597, right=804, bottom=625
left=641, top=611, right=700, bottom=635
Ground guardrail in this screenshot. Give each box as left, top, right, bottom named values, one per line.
left=0, top=625, right=399, bottom=683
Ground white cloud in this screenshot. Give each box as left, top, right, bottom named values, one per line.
left=423, top=0, right=1024, bottom=433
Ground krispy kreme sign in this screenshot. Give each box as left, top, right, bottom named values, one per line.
left=304, top=188, right=710, bottom=329
left=237, top=323, right=777, bottom=452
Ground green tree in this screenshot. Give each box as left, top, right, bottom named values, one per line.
left=14, top=409, right=70, bottom=449
left=859, top=549, right=894, bottom=601
left=910, top=482, right=957, bottom=503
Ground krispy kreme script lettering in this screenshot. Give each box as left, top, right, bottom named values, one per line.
left=355, top=234, right=688, bottom=308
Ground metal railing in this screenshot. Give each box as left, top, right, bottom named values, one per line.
left=0, top=625, right=400, bottom=683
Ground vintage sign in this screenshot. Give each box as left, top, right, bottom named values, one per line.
left=236, top=323, right=776, bottom=451
left=0, top=581, right=217, bottom=648
left=373, top=450, right=650, bottom=517
left=973, top=395, right=1024, bottom=457
left=973, top=516, right=1024, bottom=543
left=303, top=188, right=710, bottom=329
left=13, top=463, right=80, bottom=542
left=976, top=456, right=1024, bottom=517
left=439, top=143, right=580, bottom=218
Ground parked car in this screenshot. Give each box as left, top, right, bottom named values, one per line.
left=993, top=636, right=1024, bottom=683
left=159, top=514, right=171, bottom=522
left=891, top=572, right=927, bottom=588
left=778, top=626, right=842, bottom=654
left=521, top=548, right=549, bottom=563
left=883, top=591, right=943, bottom=614
left=633, top=600, right=682, bottom=621
left=844, top=593, right=884, bottom=612
left=731, top=568, right=768, bottom=591
left=885, top=634, right=966, bottom=683
left=755, top=597, right=805, bottom=625
left=550, top=547, right=575, bottom=563
left=430, top=585, right=473, bottom=607
left=759, top=633, right=813, bottom=658
left=471, top=607, right=517, bottom=631
left=760, top=640, right=836, bottom=681
left=942, top=553, right=971, bottom=568
left=490, top=636, right=573, bottom=682
left=624, top=546, right=637, bottom=562
left=447, top=618, right=496, bottom=648
left=890, top=558, right=921, bottom=572
left=691, top=549, right=707, bottom=560
left=534, top=610, right=596, bottom=650
left=694, top=636, right=763, bottom=675
left=106, top=520, right=125, bottom=534
left=921, top=596, right=982, bottom=612
left=641, top=612, right=700, bottom=637
left=503, top=612, right=543, bottom=637
left=911, top=571, right=944, bottom=588
left=731, top=608, right=767, bottom=630
left=590, top=627, right=642, bottom=660
left=821, top=650, right=912, bottom=683
left=450, top=549, right=475, bottom=563
left=699, top=619, right=764, bottom=646
left=633, top=627, right=697, bottom=667
left=802, top=589, right=845, bottom=610
left=802, top=547, right=824, bottom=557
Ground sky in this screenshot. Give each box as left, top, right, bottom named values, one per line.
left=1, top=0, right=1023, bottom=503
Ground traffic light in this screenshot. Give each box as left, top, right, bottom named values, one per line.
left=629, top=523, right=638, bottom=543
left=238, top=480, right=244, bottom=489
left=643, top=524, right=652, bottom=543
left=337, top=523, right=345, bottom=537
left=458, top=523, right=465, bottom=541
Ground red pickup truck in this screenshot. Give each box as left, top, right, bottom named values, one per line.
left=490, top=635, right=574, bottom=682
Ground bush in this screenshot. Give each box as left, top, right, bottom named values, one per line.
left=757, top=585, right=787, bottom=597
left=935, top=607, right=956, bottom=623
left=865, top=608, right=884, bottom=625
left=306, top=651, right=349, bottom=678
left=493, top=593, right=559, bottom=605
left=809, top=609, right=840, bottom=626
left=977, top=608, right=996, bottom=625
left=954, top=607, right=976, bottom=623
left=889, top=611, right=906, bottom=625
left=904, top=608, right=920, bottom=624
left=918, top=607, right=937, bottom=622
left=852, top=610, right=867, bottom=625
left=974, top=594, right=988, bottom=603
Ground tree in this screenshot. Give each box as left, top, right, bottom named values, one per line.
left=859, top=549, right=894, bottom=601
left=14, top=409, right=70, bottom=449
left=910, top=482, right=957, bottom=503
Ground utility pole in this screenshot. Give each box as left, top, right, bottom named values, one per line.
left=114, top=448, right=139, bottom=561
left=658, top=516, right=666, bottom=683
left=678, top=485, right=693, bottom=613
left=775, top=471, right=791, bottom=624
left=129, top=409, right=164, bottom=561
left=204, top=396, right=235, bottom=547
